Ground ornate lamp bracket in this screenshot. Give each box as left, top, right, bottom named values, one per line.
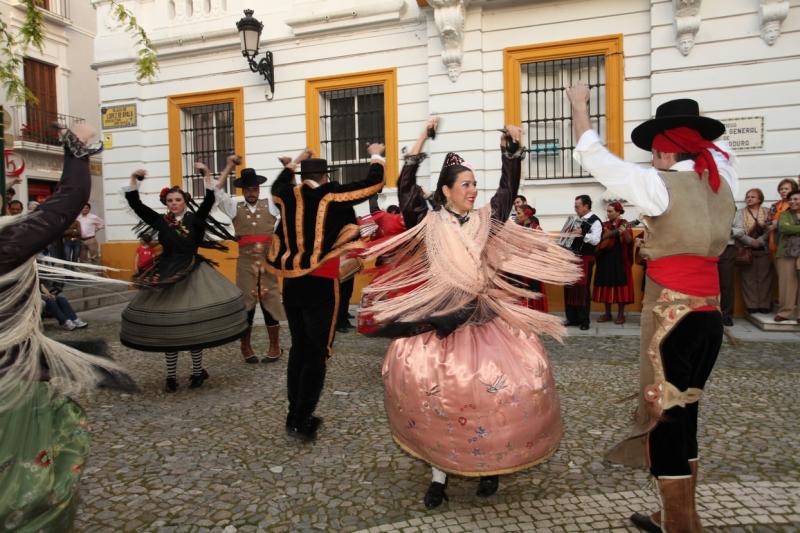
left=759, top=0, right=789, bottom=46
left=673, top=0, right=702, bottom=56
left=429, top=0, right=469, bottom=82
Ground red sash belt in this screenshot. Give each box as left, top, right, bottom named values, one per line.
left=239, top=235, right=272, bottom=246
left=310, top=257, right=340, bottom=279
left=647, top=255, right=720, bottom=300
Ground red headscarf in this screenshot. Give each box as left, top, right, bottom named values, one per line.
left=651, top=127, right=729, bottom=193
left=610, top=201, right=624, bottom=214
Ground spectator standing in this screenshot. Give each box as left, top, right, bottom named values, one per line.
left=510, top=194, right=526, bottom=222
left=774, top=190, right=800, bottom=322
left=134, top=234, right=156, bottom=275
left=77, top=203, right=104, bottom=264
left=63, top=219, right=82, bottom=262
left=717, top=224, right=738, bottom=327
left=732, top=188, right=772, bottom=314
left=768, top=179, right=799, bottom=255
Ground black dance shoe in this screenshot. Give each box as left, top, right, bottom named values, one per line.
left=165, top=377, right=178, bottom=393
left=722, top=316, right=734, bottom=327
left=189, top=369, right=209, bottom=389
left=57, top=125, right=104, bottom=158
left=630, top=512, right=662, bottom=532
left=579, top=322, right=590, bottom=331
left=335, top=320, right=352, bottom=333
left=423, top=481, right=448, bottom=509
left=476, top=475, right=499, bottom=497
left=286, top=415, right=321, bottom=442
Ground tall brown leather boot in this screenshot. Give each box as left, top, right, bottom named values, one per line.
left=262, top=325, right=282, bottom=363
left=241, top=327, right=258, bottom=364
left=631, top=475, right=699, bottom=533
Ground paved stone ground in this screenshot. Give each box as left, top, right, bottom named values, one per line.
left=46, top=305, right=798, bottom=532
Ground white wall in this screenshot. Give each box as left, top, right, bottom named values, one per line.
left=649, top=0, right=800, bottom=207
left=95, top=0, right=800, bottom=240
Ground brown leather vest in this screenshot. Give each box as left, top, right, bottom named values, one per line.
left=232, top=199, right=276, bottom=237
left=639, top=171, right=735, bottom=260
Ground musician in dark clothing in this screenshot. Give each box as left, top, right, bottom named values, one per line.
left=563, top=195, right=602, bottom=330
left=269, top=146, right=385, bottom=441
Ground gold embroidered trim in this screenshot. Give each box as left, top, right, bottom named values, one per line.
left=269, top=196, right=290, bottom=268
left=311, top=175, right=385, bottom=264
left=293, top=184, right=306, bottom=271
left=644, top=288, right=719, bottom=418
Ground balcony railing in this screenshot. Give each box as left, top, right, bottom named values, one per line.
left=10, top=106, right=84, bottom=147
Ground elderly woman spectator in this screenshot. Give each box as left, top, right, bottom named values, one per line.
left=732, top=188, right=773, bottom=314
left=774, top=190, right=800, bottom=322
left=768, top=178, right=799, bottom=255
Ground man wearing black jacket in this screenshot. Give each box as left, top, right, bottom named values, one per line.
left=269, top=144, right=385, bottom=440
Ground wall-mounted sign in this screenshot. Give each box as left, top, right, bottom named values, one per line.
left=103, top=133, right=113, bottom=150
left=101, top=104, right=137, bottom=130
left=719, top=116, right=764, bottom=151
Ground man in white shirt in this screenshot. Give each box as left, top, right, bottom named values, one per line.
left=563, top=194, right=602, bottom=330
left=567, top=82, right=737, bottom=533
left=77, top=203, right=104, bottom=264
left=212, top=155, right=286, bottom=364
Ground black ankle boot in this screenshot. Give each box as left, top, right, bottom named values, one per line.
left=165, top=377, right=178, bottom=393
left=424, top=480, right=448, bottom=509
left=189, top=369, right=209, bottom=389
left=476, top=475, right=499, bottom=497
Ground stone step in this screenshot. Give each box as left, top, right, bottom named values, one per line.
left=746, top=312, right=800, bottom=332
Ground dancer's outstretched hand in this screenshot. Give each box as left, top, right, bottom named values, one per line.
left=226, top=154, right=242, bottom=167
left=566, top=82, right=590, bottom=108
left=295, top=148, right=314, bottom=163
left=130, top=169, right=147, bottom=187
left=278, top=156, right=292, bottom=167
left=367, top=143, right=385, bottom=156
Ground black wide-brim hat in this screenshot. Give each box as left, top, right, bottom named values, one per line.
left=295, top=158, right=338, bottom=176
left=631, top=98, right=725, bottom=151
left=233, top=168, right=268, bottom=188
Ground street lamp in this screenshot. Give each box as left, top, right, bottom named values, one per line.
left=236, top=9, right=275, bottom=100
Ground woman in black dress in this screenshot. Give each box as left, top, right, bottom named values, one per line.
left=120, top=165, right=248, bottom=392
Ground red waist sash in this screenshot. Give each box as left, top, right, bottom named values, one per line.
left=310, top=257, right=340, bottom=279
left=239, top=235, right=272, bottom=246
left=647, top=255, right=720, bottom=301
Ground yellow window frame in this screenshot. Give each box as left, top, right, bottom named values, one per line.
left=167, top=87, right=246, bottom=188
left=305, top=68, right=398, bottom=187
left=503, top=34, right=624, bottom=158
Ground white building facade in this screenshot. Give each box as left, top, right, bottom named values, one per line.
left=93, top=0, right=799, bottom=251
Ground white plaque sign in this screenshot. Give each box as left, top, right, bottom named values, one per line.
left=719, top=116, right=764, bottom=151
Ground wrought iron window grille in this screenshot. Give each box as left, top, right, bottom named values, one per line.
left=180, top=103, right=235, bottom=198
left=521, top=55, right=606, bottom=180
left=319, top=85, right=385, bottom=185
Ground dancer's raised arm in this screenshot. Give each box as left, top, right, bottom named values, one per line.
left=399, top=116, right=438, bottom=228
left=490, top=125, right=524, bottom=221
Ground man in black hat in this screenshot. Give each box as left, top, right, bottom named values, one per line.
left=567, top=82, right=737, bottom=532
left=211, top=155, right=287, bottom=364
left=268, top=145, right=386, bottom=441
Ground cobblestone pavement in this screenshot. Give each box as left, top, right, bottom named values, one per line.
left=46, top=308, right=798, bottom=532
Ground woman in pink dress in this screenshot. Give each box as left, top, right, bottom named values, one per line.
left=360, top=118, right=579, bottom=508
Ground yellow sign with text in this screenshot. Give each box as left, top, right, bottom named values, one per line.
left=101, top=104, right=137, bottom=129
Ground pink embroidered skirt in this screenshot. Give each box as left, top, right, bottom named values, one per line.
left=382, top=318, right=563, bottom=476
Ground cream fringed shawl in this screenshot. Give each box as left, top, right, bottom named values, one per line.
left=0, top=251, right=128, bottom=413
left=361, top=205, right=581, bottom=341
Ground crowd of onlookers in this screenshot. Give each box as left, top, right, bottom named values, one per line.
left=721, top=177, right=800, bottom=324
